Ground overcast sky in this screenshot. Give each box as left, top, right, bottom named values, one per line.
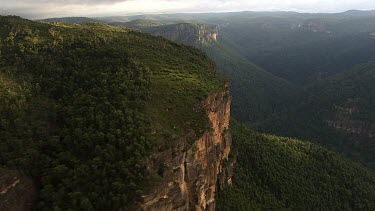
left=1, top=0, right=375, bottom=19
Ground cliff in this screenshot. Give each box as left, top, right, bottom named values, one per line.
left=151, top=23, right=219, bottom=44
left=0, top=16, right=228, bottom=210
left=139, top=84, right=232, bottom=211
left=326, top=100, right=375, bottom=138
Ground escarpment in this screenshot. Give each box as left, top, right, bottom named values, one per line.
left=151, top=23, right=219, bottom=44
left=0, top=16, right=228, bottom=210
left=139, top=83, right=232, bottom=211
left=326, top=101, right=375, bottom=138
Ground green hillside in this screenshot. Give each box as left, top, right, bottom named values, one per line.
left=217, top=121, right=375, bottom=210
left=3, top=12, right=375, bottom=210
left=114, top=17, right=375, bottom=168
left=0, top=16, right=223, bottom=210
left=256, top=62, right=375, bottom=169
left=51, top=12, right=375, bottom=87
left=117, top=11, right=375, bottom=85
left=40, top=17, right=105, bottom=23
left=109, top=19, right=169, bottom=29
left=120, top=21, right=296, bottom=124
left=250, top=31, right=375, bottom=85
left=201, top=35, right=296, bottom=124
left=213, top=15, right=375, bottom=85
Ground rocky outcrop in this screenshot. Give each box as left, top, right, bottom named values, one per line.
left=151, top=23, right=219, bottom=44
left=302, top=20, right=327, bottom=32
left=291, top=20, right=332, bottom=34
left=196, top=24, right=219, bottom=43
left=139, top=84, right=232, bottom=211
left=326, top=100, right=375, bottom=138
left=327, top=119, right=375, bottom=138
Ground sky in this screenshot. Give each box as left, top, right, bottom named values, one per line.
left=1, top=0, right=375, bottom=19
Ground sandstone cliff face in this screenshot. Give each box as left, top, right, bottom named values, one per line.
left=152, top=23, right=219, bottom=44
left=139, top=84, right=232, bottom=211
left=326, top=100, right=375, bottom=138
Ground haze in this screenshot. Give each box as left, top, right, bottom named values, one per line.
left=1, top=0, right=375, bottom=19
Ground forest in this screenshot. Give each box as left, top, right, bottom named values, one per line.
left=106, top=11, right=375, bottom=209
left=0, top=16, right=223, bottom=209
left=109, top=11, right=375, bottom=170
left=217, top=121, right=375, bottom=210
left=2, top=9, right=375, bottom=209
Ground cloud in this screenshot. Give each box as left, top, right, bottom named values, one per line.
left=4, top=0, right=128, bottom=6
left=1, top=0, right=375, bottom=19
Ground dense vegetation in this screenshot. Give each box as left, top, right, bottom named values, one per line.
left=201, top=12, right=375, bottom=170
left=128, top=11, right=375, bottom=85
left=0, top=16, right=223, bottom=209
left=110, top=19, right=174, bottom=30
left=217, top=121, right=375, bottom=210
left=201, top=35, right=296, bottom=123
left=256, top=62, right=375, bottom=169
left=0, top=168, right=35, bottom=210
left=18, top=11, right=375, bottom=209
left=40, top=17, right=105, bottom=23
left=110, top=19, right=297, bottom=124
left=116, top=12, right=375, bottom=208
left=248, top=31, right=375, bottom=85
left=116, top=11, right=375, bottom=169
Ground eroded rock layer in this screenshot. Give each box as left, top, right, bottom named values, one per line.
left=139, top=84, right=232, bottom=211
left=152, top=23, right=219, bottom=44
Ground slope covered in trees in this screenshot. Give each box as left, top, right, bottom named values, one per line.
left=193, top=12, right=375, bottom=85
left=42, top=12, right=375, bottom=130
left=110, top=20, right=296, bottom=124
left=106, top=13, right=375, bottom=169
left=40, top=17, right=105, bottom=23
left=200, top=35, right=296, bottom=123
left=110, top=19, right=174, bottom=30
left=106, top=11, right=375, bottom=120
left=0, top=16, right=224, bottom=210
left=256, top=62, right=375, bottom=169
left=217, top=121, right=375, bottom=210
left=9, top=11, right=375, bottom=210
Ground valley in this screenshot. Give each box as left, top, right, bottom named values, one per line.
left=1, top=9, right=375, bottom=210
left=94, top=11, right=375, bottom=170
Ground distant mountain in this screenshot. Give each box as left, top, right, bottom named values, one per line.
left=249, top=31, right=375, bottom=85
left=41, top=10, right=375, bottom=24
left=110, top=19, right=169, bottom=29
left=209, top=14, right=375, bottom=85
left=98, top=11, right=375, bottom=86
left=95, top=14, right=194, bottom=23
left=113, top=20, right=296, bottom=124
left=40, top=17, right=105, bottom=23
left=118, top=12, right=375, bottom=170
left=338, top=10, right=375, bottom=17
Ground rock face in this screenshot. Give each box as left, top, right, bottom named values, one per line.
left=326, top=99, right=375, bottom=138
left=152, top=23, right=219, bottom=44
left=139, top=84, right=232, bottom=211
left=290, top=20, right=332, bottom=34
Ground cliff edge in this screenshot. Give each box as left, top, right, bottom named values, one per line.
left=139, top=83, right=232, bottom=211
left=150, top=23, right=219, bottom=44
